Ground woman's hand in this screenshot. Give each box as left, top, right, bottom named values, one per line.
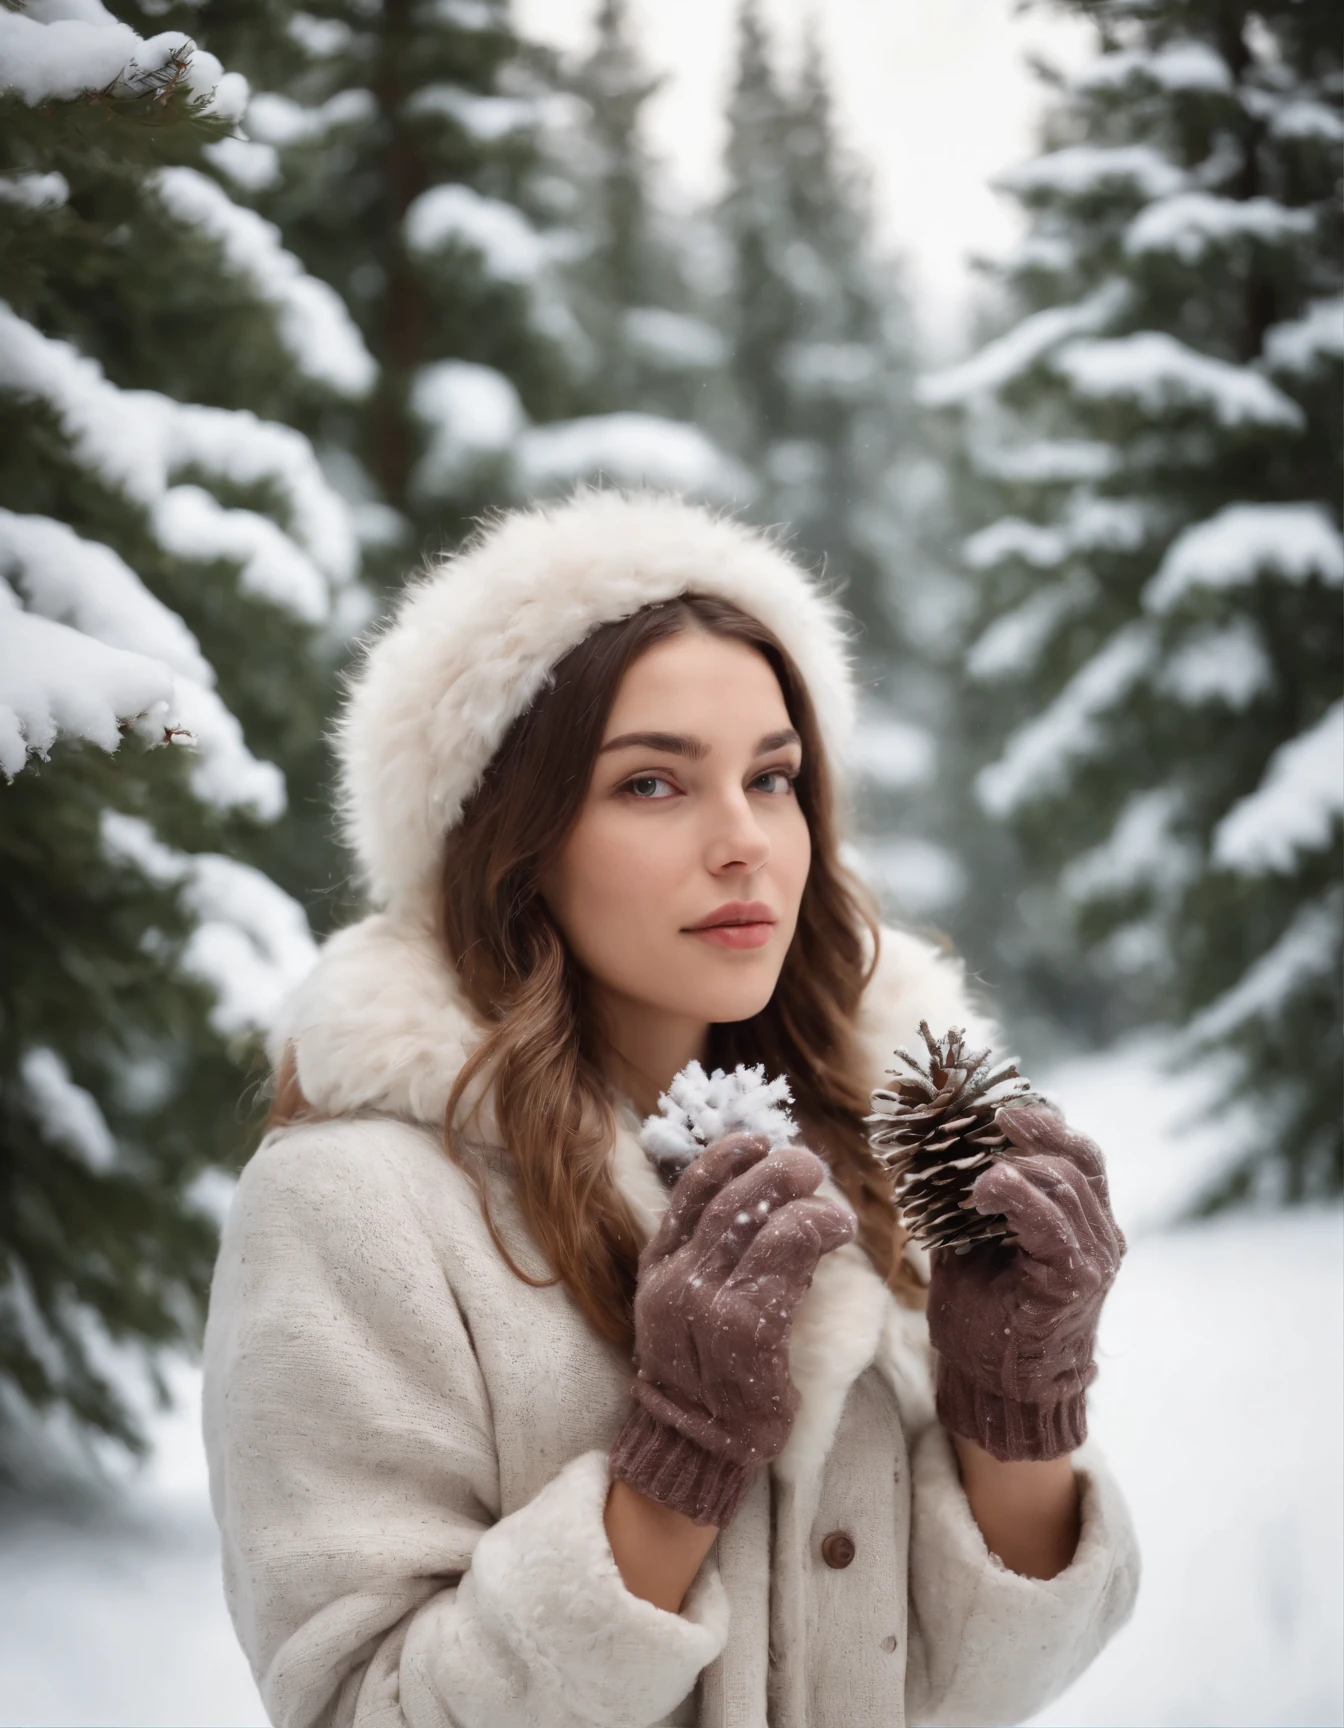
left=928, top=1099, right=1126, bottom=1463
left=609, top=1130, right=856, bottom=1529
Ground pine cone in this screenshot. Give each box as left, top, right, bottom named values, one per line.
left=864, top=1022, right=1038, bottom=1254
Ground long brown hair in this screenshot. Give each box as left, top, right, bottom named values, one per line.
left=271, top=592, right=922, bottom=1351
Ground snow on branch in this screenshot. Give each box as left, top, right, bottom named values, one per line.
left=1062, top=787, right=1194, bottom=905
left=0, top=5, right=245, bottom=118
left=405, top=82, right=537, bottom=140
left=964, top=495, right=1153, bottom=572
left=404, top=184, right=553, bottom=282
left=1186, top=890, right=1343, bottom=1044
left=998, top=145, right=1187, bottom=204
left=514, top=414, right=755, bottom=504
left=409, top=361, right=524, bottom=495
left=1158, top=619, right=1273, bottom=711
left=976, top=624, right=1156, bottom=816
left=918, top=281, right=1128, bottom=407
left=1053, top=331, right=1306, bottom=429
left=967, top=582, right=1087, bottom=683
left=17, top=1049, right=117, bottom=1173
left=1077, top=40, right=1233, bottom=97
left=1144, top=504, right=1344, bottom=612
left=1125, top=193, right=1314, bottom=264
left=1263, top=298, right=1344, bottom=377
left=0, top=304, right=358, bottom=597
left=100, top=812, right=317, bottom=1039
left=152, top=168, right=375, bottom=399
left=244, top=88, right=376, bottom=145
left=1212, top=702, right=1344, bottom=876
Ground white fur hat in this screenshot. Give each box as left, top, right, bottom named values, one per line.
left=337, top=488, right=859, bottom=919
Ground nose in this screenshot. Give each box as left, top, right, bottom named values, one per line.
left=704, top=782, right=771, bottom=874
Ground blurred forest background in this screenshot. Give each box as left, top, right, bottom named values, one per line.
left=0, top=1, right=1340, bottom=1723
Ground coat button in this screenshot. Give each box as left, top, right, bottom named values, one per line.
left=881, top=1633, right=899, bottom=1653
left=821, top=1531, right=855, bottom=1568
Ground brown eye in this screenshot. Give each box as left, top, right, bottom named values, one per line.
left=626, top=774, right=675, bottom=800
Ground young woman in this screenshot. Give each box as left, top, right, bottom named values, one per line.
left=202, top=489, right=1138, bottom=1728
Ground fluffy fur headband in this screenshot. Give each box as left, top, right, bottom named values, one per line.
left=337, top=488, right=859, bottom=918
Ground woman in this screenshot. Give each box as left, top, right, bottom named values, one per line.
left=203, top=488, right=1139, bottom=1728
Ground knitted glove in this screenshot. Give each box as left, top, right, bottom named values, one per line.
left=928, top=1099, right=1126, bottom=1462
left=609, top=1130, right=856, bottom=1527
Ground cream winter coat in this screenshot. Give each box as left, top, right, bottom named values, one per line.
left=202, top=912, right=1140, bottom=1728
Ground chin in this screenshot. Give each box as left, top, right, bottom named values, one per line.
left=676, top=963, right=782, bottom=1026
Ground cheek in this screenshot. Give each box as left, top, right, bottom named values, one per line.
left=550, top=806, right=685, bottom=952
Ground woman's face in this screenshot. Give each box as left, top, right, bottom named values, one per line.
left=540, top=626, right=812, bottom=1030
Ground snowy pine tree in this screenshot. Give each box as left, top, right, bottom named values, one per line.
left=0, top=2, right=373, bottom=1454
left=923, top=0, right=1342, bottom=1200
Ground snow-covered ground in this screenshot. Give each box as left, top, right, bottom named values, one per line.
left=0, top=1038, right=1340, bottom=1727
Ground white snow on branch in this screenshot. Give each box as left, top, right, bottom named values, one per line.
left=243, top=88, right=376, bottom=146
left=153, top=486, right=328, bottom=624
left=1145, top=503, right=1344, bottom=612
left=845, top=715, right=934, bottom=789
left=18, top=1048, right=117, bottom=1172
left=152, top=168, right=374, bottom=398
left=515, top=414, right=754, bottom=504
left=624, top=308, right=726, bottom=372
left=999, top=145, right=1187, bottom=203
left=409, top=360, right=524, bottom=495
left=0, top=172, right=70, bottom=210
left=1186, top=890, right=1342, bottom=1043
left=0, top=5, right=243, bottom=116
left=1126, top=193, right=1314, bottom=263
left=918, top=281, right=1128, bottom=407
left=851, top=835, right=967, bottom=915
left=201, top=135, right=281, bottom=193
left=1159, top=619, right=1274, bottom=710
left=1078, top=39, right=1233, bottom=96
left=1212, top=702, right=1344, bottom=876
left=0, top=304, right=358, bottom=590
left=404, top=184, right=550, bottom=282
left=405, top=82, right=536, bottom=139
left=1267, top=98, right=1344, bottom=144
left=0, top=588, right=172, bottom=778
left=976, top=624, right=1156, bottom=816
left=286, top=13, right=355, bottom=57
left=0, top=513, right=285, bottom=816
left=1062, top=787, right=1195, bottom=904
left=964, top=495, right=1152, bottom=571
left=1262, top=297, right=1344, bottom=376
left=100, top=812, right=317, bottom=1040
left=1053, top=331, right=1306, bottom=429
left=970, top=436, right=1120, bottom=486
left=967, top=582, right=1086, bottom=683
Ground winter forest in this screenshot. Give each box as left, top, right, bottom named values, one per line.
left=0, top=0, right=1340, bottom=1722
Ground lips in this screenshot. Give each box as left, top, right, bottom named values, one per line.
left=683, top=901, right=777, bottom=950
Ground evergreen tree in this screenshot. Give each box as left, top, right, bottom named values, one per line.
left=0, top=2, right=371, bottom=1456
left=923, top=0, right=1342, bottom=1200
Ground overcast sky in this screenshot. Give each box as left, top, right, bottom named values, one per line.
left=514, top=0, right=1096, bottom=357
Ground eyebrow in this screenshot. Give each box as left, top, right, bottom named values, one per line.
left=597, top=727, right=802, bottom=760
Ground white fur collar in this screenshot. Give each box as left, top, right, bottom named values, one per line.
left=274, top=912, right=994, bottom=1485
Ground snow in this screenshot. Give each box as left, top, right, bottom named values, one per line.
left=1268, top=98, right=1344, bottom=144
left=977, top=624, right=1156, bottom=816
left=918, top=280, right=1128, bottom=407
left=18, top=1048, right=118, bottom=1173
left=0, top=597, right=174, bottom=778
left=3, top=1041, right=1335, bottom=1727
left=967, top=583, right=1084, bottom=683
left=152, top=486, right=329, bottom=625
left=1078, top=39, right=1233, bottom=96
left=964, top=496, right=1151, bottom=571
left=999, top=144, right=1187, bottom=203
left=514, top=413, right=754, bottom=503
left=100, top=813, right=317, bottom=1040
left=152, top=168, right=374, bottom=399
left=1062, top=787, right=1193, bottom=904
left=0, top=9, right=178, bottom=105
left=0, top=305, right=358, bottom=590
left=1185, top=891, right=1342, bottom=1045
left=1125, top=192, right=1314, bottom=263
left=405, top=82, right=536, bottom=140
left=970, top=436, right=1120, bottom=486
left=1262, top=296, right=1344, bottom=376
left=404, top=183, right=550, bottom=283
left=782, top=340, right=874, bottom=400
left=849, top=834, right=967, bottom=914
left=640, top=1058, right=799, bottom=1178
left=1145, top=503, right=1344, bottom=612
left=243, top=88, right=376, bottom=147
left=0, top=171, right=69, bottom=210
left=286, top=12, right=355, bottom=57
left=1054, top=331, right=1306, bottom=429
left=167, top=679, right=286, bottom=821
left=200, top=135, right=281, bottom=193
left=623, top=307, right=726, bottom=371
left=1158, top=619, right=1273, bottom=710
left=1211, top=701, right=1344, bottom=876
left=844, top=715, right=935, bottom=789
left=409, top=361, right=524, bottom=494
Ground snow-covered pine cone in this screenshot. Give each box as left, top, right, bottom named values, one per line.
left=864, top=1022, right=1038, bottom=1255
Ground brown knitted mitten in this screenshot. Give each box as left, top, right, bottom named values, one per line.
left=609, top=1130, right=856, bottom=1527
left=928, top=1099, right=1126, bottom=1462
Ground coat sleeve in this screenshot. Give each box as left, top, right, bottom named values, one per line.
left=902, top=1422, right=1140, bottom=1727
left=201, top=1121, right=728, bottom=1728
